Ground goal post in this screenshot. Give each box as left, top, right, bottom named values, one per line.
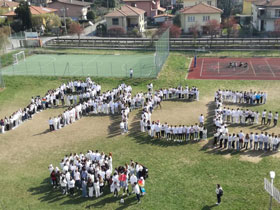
left=13, top=51, right=25, bottom=65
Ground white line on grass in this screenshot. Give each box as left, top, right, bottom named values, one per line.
left=185, top=57, right=193, bottom=80
left=265, top=59, right=276, bottom=78
left=250, top=61, right=257, bottom=77
left=200, top=58, right=204, bottom=77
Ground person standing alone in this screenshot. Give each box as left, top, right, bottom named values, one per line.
left=216, top=184, right=223, bottom=205
left=130, top=68, right=134, bottom=78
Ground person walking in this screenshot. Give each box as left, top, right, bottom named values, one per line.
left=216, top=184, right=223, bottom=205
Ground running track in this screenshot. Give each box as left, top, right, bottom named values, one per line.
left=187, top=57, right=280, bottom=80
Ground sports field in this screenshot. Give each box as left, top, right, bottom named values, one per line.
left=1, top=53, right=157, bottom=78
left=1, top=51, right=280, bottom=210
left=188, top=57, right=280, bottom=80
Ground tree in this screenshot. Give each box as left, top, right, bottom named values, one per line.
left=96, top=23, right=106, bottom=36
left=44, top=14, right=61, bottom=32
left=217, top=0, right=234, bottom=18
left=189, top=23, right=200, bottom=38
left=69, top=22, right=84, bottom=44
left=87, top=11, right=96, bottom=21
left=205, top=20, right=220, bottom=37
left=223, top=16, right=236, bottom=38
left=0, top=26, right=10, bottom=52
left=15, top=2, right=32, bottom=31
left=107, top=27, right=125, bottom=36
left=173, top=14, right=181, bottom=27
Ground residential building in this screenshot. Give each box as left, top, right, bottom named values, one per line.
left=4, top=5, right=57, bottom=21
left=0, top=0, right=18, bottom=14
left=105, top=5, right=146, bottom=33
left=48, top=0, right=92, bottom=21
left=154, top=13, right=174, bottom=23
left=123, top=0, right=165, bottom=18
left=180, top=2, right=222, bottom=33
left=252, top=0, right=280, bottom=31
left=183, top=0, right=217, bottom=7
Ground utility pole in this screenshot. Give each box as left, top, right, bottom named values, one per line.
left=61, top=8, right=68, bottom=35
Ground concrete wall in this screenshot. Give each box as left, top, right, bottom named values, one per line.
left=106, top=17, right=127, bottom=32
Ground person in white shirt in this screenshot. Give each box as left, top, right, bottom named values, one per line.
left=133, top=182, right=141, bottom=203
left=261, top=110, right=267, bottom=125
left=68, top=177, right=75, bottom=196
left=94, top=179, right=101, bottom=198
left=130, top=68, right=133, bottom=78
left=199, top=114, right=204, bottom=127
left=267, top=111, right=273, bottom=126
left=274, top=112, right=278, bottom=127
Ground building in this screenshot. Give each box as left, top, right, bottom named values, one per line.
left=252, top=0, right=280, bottom=32
left=154, top=13, right=174, bottom=23
left=123, top=0, right=165, bottom=18
left=0, top=0, right=18, bottom=14
left=4, top=5, right=57, bottom=21
left=48, top=0, right=92, bottom=21
left=180, top=2, right=222, bottom=33
left=183, top=0, right=217, bottom=7
left=105, top=5, right=146, bottom=33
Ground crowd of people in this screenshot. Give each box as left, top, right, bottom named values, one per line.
left=228, top=61, right=248, bottom=68
left=214, top=130, right=280, bottom=151
left=215, top=89, right=267, bottom=105
left=214, top=97, right=279, bottom=151
left=213, top=106, right=278, bottom=127
left=48, top=151, right=148, bottom=203
left=49, top=80, right=132, bottom=131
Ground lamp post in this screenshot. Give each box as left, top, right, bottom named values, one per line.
left=269, top=171, right=276, bottom=210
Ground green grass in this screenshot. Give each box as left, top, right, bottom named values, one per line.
left=1, top=52, right=280, bottom=210
left=1, top=53, right=157, bottom=78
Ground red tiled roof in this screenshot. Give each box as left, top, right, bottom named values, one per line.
left=180, top=2, right=223, bottom=14
left=255, top=0, right=280, bottom=6
left=0, top=0, right=18, bottom=8
left=4, top=5, right=57, bottom=16
left=105, top=5, right=145, bottom=17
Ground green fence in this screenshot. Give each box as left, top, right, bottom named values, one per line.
left=155, top=28, right=170, bottom=74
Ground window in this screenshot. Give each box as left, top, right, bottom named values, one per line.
left=203, top=16, right=210, bottom=22
left=207, top=1, right=211, bottom=5
left=276, top=9, right=280, bottom=18
left=112, top=18, right=119, bottom=25
left=188, top=16, right=195, bottom=22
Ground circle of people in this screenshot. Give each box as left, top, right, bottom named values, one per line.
left=214, top=91, right=279, bottom=151
left=48, top=151, right=148, bottom=203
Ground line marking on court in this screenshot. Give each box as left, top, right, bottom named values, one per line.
left=250, top=61, right=256, bottom=77
left=218, top=61, right=220, bottom=74
left=265, top=59, right=276, bottom=78
left=185, top=57, right=193, bottom=79
left=200, top=58, right=204, bottom=77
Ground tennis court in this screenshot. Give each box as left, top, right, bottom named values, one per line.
left=188, top=57, right=280, bottom=80
left=1, top=53, right=158, bottom=78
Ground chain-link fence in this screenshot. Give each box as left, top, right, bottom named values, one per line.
left=155, top=28, right=170, bottom=74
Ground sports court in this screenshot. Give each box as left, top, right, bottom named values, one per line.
left=188, top=57, right=280, bottom=80
left=1, top=53, right=158, bottom=78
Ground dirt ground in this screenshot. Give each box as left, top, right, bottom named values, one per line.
left=1, top=90, right=280, bottom=165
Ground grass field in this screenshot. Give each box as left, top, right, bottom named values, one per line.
left=1, top=53, right=157, bottom=78
left=1, top=52, right=280, bottom=210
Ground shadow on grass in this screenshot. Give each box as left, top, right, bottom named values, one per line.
left=28, top=177, right=138, bottom=207
left=202, top=204, right=217, bottom=210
